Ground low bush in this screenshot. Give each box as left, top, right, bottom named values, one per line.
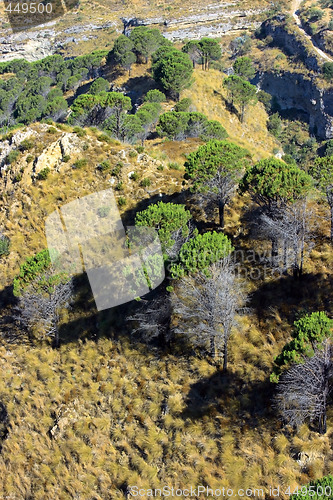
left=37, top=167, right=50, bottom=180
left=73, top=158, right=88, bottom=169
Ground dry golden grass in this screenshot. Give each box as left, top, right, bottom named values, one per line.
left=0, top=62, right=332, bottom=499
left=183, top=68, right=280, bottom=160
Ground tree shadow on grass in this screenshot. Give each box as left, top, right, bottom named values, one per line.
left=249, top=272, right=333, bottom=329
left=181, top=369, right=275, bottom=425
left=0, top=402, right=9, bottom=452
left=122, top=75, right=157, bottom=106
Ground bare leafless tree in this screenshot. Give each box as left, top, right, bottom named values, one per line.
left=274, top=341, right=333, bottom=434
left=127, top=290, right=172, bottom=347
left=172, top=258, right=246, bottom=371
left=16, top=271, right=74, bottom=348
left=251, top=200, right=315, bottom=277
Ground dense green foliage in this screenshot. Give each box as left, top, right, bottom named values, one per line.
left=89, top=77, right=110, bottom=95
left=185, top=140, right=249, bottom=191
left=233, top=56, right=256, bottom=80
left=13, top=249, right=51, bottom=296
left=323, top=62, right=333, bottom=80
left=135, top=202, right=191, bottom=254
left=144, top=89, right=166, bottom=103
left=240, top=157, right=313, bottom=210
left=0, top=51, right=107, bottom=129
left=152, top=48, right=193, bottom=99
left=174, top=98, right=192, bottom=112
left=170, top=231, right=233, bottom=278
left=129, top=27, right=171, bottom=64
left=182, top=38, right=222, bottom=69
left=223, top=75, right=258, bottom=122
left=185, top=139, right=249, bottom=226
left=156, top=111, right=227, bottom=141
left=271, top=312, right=333, bottom=382
left=110, top=35, right=136, bottom=74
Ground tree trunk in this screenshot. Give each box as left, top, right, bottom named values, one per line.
left=210, top=335, right=216, bottom=359
left=240, top=105, right=245, bottom=123
left=319, top=412, right=327, bottom=435
left=54, top=326, right=60, bottom=349
left=271, top=238, right=279, bottom=267
left=283, top=239, right=288, bottom=273
left=223, top=340, right=228, bottom=372
left=218, top=199, right=225, bottom=228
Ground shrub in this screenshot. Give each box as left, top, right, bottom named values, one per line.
left=290, top=474, right=333, bottom=500
left=323, top=62, right=333, bottom=80
left=140, top=177, right=151, bottom=187
left=129, top=150, right=138, bottom=158
left=37, top=167, right=50, bottom=180
left=115, top=181, right=124, bottom=191
left=19, top=138, right=34, bottom=151
left=82, top=143, right=89, bottom=151
left=112, top=162, right=123, bottom=176
left=73, top=126, right=86, bottom=137
left=13, top=249, right=51, bottom=296
left=73, top=158, right=88, bottom=169
left=47, top=127, right=57, bottom=134
left=14, top=173, right=22, bottom=182
left=26, top=154, right=34, bottom=163
left=267, top=113, right=282, bottom=137
left=0, top=234, right=10, bottom=257
left=98, top=160, right=111, bottom=171
left=62, top=154, right=70, bottom=162
left=174, top=98, right=192, bottom=112
left=6, top=150, right=20, bottom=164
left=144, top=89, right=166, bottom=103
left=117, top=196, right=127, bottom=206
left=130, top=171, right=139, bottom=181
left=98, top=133, right=112, bottom=142
left=168, top=162, right=181, bottom=170
left=135, top=146, right=145, bottom=153
left=170, top=231, right=233, bottom=278
left=325, top=139, right=333, bottom=157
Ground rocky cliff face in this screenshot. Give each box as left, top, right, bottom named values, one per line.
left=257, top=71, right=333, bottom=139
left=260, top=15, right=324, bottom=72
left=313, top=29, right=333, bottom=59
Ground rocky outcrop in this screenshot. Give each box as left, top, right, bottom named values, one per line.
left=313, top=29, right=333, bottom=59
left=123, top=7, right=265, bottom=41
left=256, top=71, right=333, bottom=139
left=0, top=3, right=266, bottom=61
left=0, top=128, right=84, bottom=191
left=32, top=132, right=82, bottom=176
left=0, top=21, right=117, bottom=62
left=260, top=15, right=324, bottom=72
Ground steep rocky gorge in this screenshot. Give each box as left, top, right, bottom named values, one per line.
left=258, top=15, right=333, bottom=139
left=257, top=71, right=333, bottom=139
